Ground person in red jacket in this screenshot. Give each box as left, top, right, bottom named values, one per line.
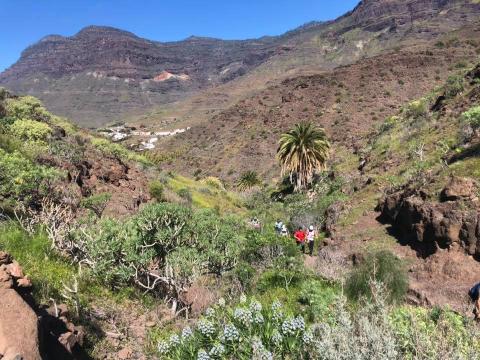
left=294, top=227, right=306, bottom=253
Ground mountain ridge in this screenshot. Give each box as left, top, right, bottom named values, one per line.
left=1, top=0, right=479, bottom=127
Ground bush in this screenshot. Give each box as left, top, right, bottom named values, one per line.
left=313, top=282, right=399, bottom=360
left=149, top=180, right=165, bottom=202
left=9, top=119, right=52, bottom=145
left=298, top=278, right=338, bottom=322
left=156, top=296, right=312, bottom=360
left=237, top=171, right=261, bottom=191
left=4, top=96, right=50, bottom=122
left=70, top=203, right=245, bottom=306
left=0, top=149, right=60, bottom=204
left=444, top=75, right=464, bottom=98
left=177, top=188, right=192, bottom=204
left=80, top=193, right=111, bottom=218
left=200, top=176, right=224, bottom=190
left=462, top=106, right=480, bottom=130
left=379, top=116, right=399, bottom=133
left=345, top=250, right=408, bottom=304
left=391, top=306, right=480, bottom=359
left=404, top=100, right=427, bottom=120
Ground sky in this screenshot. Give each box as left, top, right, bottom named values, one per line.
left=0, top=0, right=359, bottom=72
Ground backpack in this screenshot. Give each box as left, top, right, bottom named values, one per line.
left=469, top=282, right=480, bottom=301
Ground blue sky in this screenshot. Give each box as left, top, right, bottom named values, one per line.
left=0, top=0, right=359, bottom=72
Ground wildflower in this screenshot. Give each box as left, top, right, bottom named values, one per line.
left=240, top=293, right=247, bottom=303
left=158, top=340, right=171, bottom=355
left=249, top=299, right=262, bottom=313
left=252, top=337, right=273, bottom=360
left=234, top=308, right=253, bottom=326
left=205, top=307, right=215, bottom=318
left=223, top=323, right=240, bottom=342
left=302, top=330, right=314, bottom=345
left=253, top=312, right=264, bottom=324
left=281, top=315, right=305, bottom=335
left=197, top=349, right=211, bottom=360
left=209, top=343, right=226, bottom=357
left=218, top=297, right=226, bottom=307
left=198, top=319, right=216, bottom=337
left=182, top=326, right=193, bottom=339
left=271, top=300, right=282, bottom=312
left=169, top=333, right=180, bottom=346
left=271, top=330, right=283, bottom=346
left=271, top=300, right=284, bottom=322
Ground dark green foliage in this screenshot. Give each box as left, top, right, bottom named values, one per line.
left=346, top=250, right=408, bottom=304
left=177, top=187, right=192, bottom=204
left=149, top=180, right=165, bottom=202
left=0, top=149, right=60, bottom=205
left=71, top=203, right=245, bottom=294
left=80, top=192, right=111, bottom=218
left=444, top=75, right=464, bottom=98
left=237, top=170, right=261, bottom=191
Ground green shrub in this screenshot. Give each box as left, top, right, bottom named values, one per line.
left=4, top=96, right=50, bottom=122
left=379, top=116, right=399, bottom=133
left=462, top=106, right=480, bottom=130
left=346, top=250, right=408, bottom=304
left=0, top=149, right=60, bottom=203
left=201, top=176, right=225, bottom=190
left=237, top=171, right=261, bottom=191
left=298, top=278, right=338, bottom=322
left=391, top=306, right=480, bottom=359
left=404, top=100, right=427, bottom=120
left=444, top=75, right=464, bottom=98
left=91, top=137, right=150, bottom=165
left=177, top=188, right=192, bottom=203
left=9, top=119, right=52, bottom=144
left=80, top=193, right=111, bottom=218
left=149, top=180, right=165, bottom=202
left=70, top=204, right=245, bottom=297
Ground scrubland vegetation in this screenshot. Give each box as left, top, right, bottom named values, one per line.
left=1, top=62, right=480, bottom=359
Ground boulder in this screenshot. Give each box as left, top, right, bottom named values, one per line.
left=0, top=290, right=41, bottom=360
left=378, top=186, right=480, bottom=258
left=440, top=176, right=478, bottom=202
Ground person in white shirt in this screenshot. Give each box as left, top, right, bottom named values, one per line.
left=306, top=225, right=316, bottom=256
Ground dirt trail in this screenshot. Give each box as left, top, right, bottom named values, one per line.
left=337, top=210, right=477, bottom=314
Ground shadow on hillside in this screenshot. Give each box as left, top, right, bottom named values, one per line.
left=376, top=214, right=437, bottom=259
left=38, top=308, right=97, bottom=360
left=448, top=141, right=480, bottom=164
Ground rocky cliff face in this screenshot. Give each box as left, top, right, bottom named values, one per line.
left=1, top=0, right=479, bottom=127
left=1, top=26, right=278, bottom=84
left=378, top=177, right=480, bottom=258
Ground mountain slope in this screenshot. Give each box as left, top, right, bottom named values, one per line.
left=153, top=24, right=480, bottom=181
left=1, top=0, right=479, bottom=127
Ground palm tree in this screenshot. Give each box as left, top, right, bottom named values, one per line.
left=237, top=170, right=261, bottom=191
left=277, top=122, right=330, bottom=191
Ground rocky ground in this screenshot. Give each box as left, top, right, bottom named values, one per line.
left=0, top=252, right=85, bottom=360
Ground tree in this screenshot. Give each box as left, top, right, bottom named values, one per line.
left=237, top=170, right=261, bottom=191
left=277, top=122, right=330, bottom=191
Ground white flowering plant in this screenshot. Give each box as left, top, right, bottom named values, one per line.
left=156, top=296, right=312, bottom=359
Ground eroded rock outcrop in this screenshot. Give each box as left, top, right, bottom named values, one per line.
left=0, top=252, right=40, bottom=360
left=0, top=252, right=85, bottom=360
left=378, top=177, right=480, bottom=257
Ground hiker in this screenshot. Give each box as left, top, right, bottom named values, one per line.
left=469, top=282, right=480, bottom=320
left=280, top=224, right=288, bottom=237
left=306, top=225, right=316, bottom=256
left=275, top=220, right=283, bottom=234
left=294, top=226, right=306, bottom=253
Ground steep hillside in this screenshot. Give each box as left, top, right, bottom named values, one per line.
left=1, top=0, right=479, bottom=127
left=154, top=25, right=480, bottom=182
